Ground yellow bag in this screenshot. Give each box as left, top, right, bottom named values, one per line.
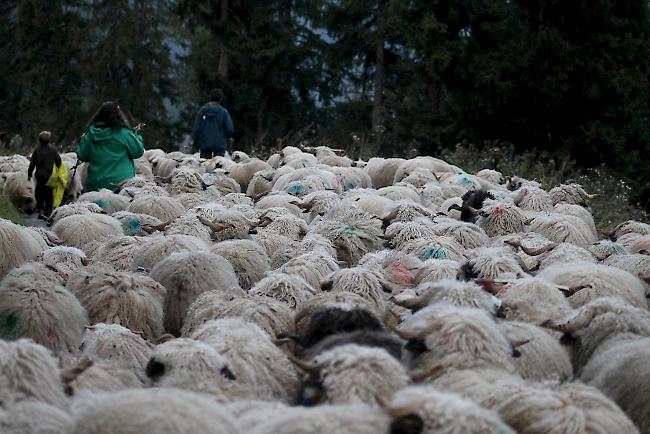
left=46, top=161, right=68, bottom=208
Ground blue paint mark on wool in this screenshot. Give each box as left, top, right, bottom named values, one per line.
left=127, top=219, right=142, bottom=234
left=345, top=182, right=357, bottom=190
left=421, top=246, right=448, bottom=260
left=93, top=198, right=109, bottom=209
left=460, top=175, right=478, bottom=186
left=288, top=184, right=307, bottom=195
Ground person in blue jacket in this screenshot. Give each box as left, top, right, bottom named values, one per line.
left=192, top=88, right=234, bottom=159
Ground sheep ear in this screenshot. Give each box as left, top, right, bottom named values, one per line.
left=320, top=279, right=333, bottom=291
left=220, top=365, right=237, bottom=380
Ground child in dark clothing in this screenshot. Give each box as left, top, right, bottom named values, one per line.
left=27, top=131, right=62, bottom=217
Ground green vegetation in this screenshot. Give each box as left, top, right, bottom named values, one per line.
left=0, top=195, right=26, bottom=226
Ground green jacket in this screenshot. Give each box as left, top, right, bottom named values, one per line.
left=76, top=122, right=145, bottom=192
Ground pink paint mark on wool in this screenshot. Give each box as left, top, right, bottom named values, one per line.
left=47, top=327, right=57, bottom=340
left=391, top=262, right=416, bottom=286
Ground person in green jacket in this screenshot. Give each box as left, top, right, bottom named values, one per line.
left=76, top=101, right=145, bottom=192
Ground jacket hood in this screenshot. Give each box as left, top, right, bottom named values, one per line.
left=87, top=123, right=122, bottom=141
left=202, top=103, right=223, bottom=117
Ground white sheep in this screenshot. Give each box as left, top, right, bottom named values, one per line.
left=182, top=291, right=294, bottom=338
left=131, top=234, right=210, bottom=270
left=70, top=388, right=240, bottom=434
left=52, top=213, right=124, bottom=249
left=0, top=262, right=88, bottom=353
left=0, top=338, right=69, bottom=409
left=249, top=271, right=316, bottom=309
left=66, top=263, right=166, bottom=339
left=78, top=189, right=131, bottom=214
left=79, top=323, right=153, bottom=379
left=127, top=194, right=185, bottom=221
left=0, top=217, right=46, bottom=277
left=150, top=250, right=244, bottom=335
left=536, top=261, right=648, bottom=308
left=34, top=245, right=88, bottom=280
left=191, top=318, right=300, bottom=404
left=211, top=239, right=272, bottom=290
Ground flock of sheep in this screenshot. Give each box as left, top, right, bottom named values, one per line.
left=1, top=146, right=649, bottom=434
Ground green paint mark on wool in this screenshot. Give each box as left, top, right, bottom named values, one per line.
left=3, top=312, right=18, bottom=333
left=421, top=246, right=448, bottom=260
left=339, top=225, right=364, bottom=236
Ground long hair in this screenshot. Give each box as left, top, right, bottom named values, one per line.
left=89, top=101, right=130, bottom=128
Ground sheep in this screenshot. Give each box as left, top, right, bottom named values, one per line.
left=145, top=338, right=245, bottom=401
left=25, top=226, right=63, bottom=247
left=79, top=323, right=153, bottom=378
left=498, top=320, right=573, bottom=382
left=313, top=146, right=353, bottom=167
left=168, top=166, right=204, bottom=194
left=0, top=400, right=72, bottom=434
left=228, top=158, right=273, bottom=191
left=52, top=213, right=124, bottom=249
left=357, top=250, right=422, bottom=290
left=365, top=157, right=405, bottom=188
left=182, top=291, right=294, bottom=338
left=90, top=235, right=147, bottom=271
left=66, top=263, right=166, bottom=340
left=383, top=385, right=515, bottom=434
left=439, top=197, right=462, bottom=219
left=311, top=205, right=385, bottom=266
left=476, top=199, right=527, bottom=237
left=0, top=218, right=47, bottom=277
left=149, top=251, right=244, bottom=335
left=549, top=182, right=593, bottom=206
left=247, top=169, right=275, bottom=197
left=603, top=253, right=650, bottom=278
left=397, top=305, right=637, bottom=434
left=320, top=267, right=389, bottom=319
left=491, top=276, right=573, bottom=324
left=393, top=156, right=461, bottom=184
left=612, top=220, right=650, bottom=240
left=486, top=381, right=640, bottom=434
left=249, top=404, right=391, bottom=434
left=416, top=259, right=461, bottom=284
left=459, top=247, right=525, bottom=280
left=527, top=213, right=597, bottom=246
left=298, top=232, right=338, bottom=257
left=191, top=318, right=301, bottom=404
left=381, top=201, right=434, bottom=225
left=201, top=170, right=242, bottom=195
left=398, top=236, right=465, bottom=262
left=430, top=219, right=490, bottom=249
left=393, top=279, right=499, bottom=316
left=1, top=171, right=35, bottom=213
left=510, top=186, right=554, bottom=212
left=111, top=210, right=164, bottom=235
left=506, top=176, right=542, bottom=191
left=249, top=272, right=316, bottom=309
left=376, top=184, right=421, bottom=203
left=542, top=297, right=650, bottom=373
left=134, top=157, right=154, bottom=180
left=580, top=338, right=650, bottom=434
left=35, top=245, right=88, bottom=280
left=553, top=202, right=598, bottom=239
left=127, top=194, right=185, bottom=221
left=70, top=388, right=240, bottom=434
left=292, top=344, right=409, bottom=406
left=49, top=201, right=105, bottom=224
left=0, top=262, right=88, bottom=353
left=401, top=167, right=439, bottom=188
left=212, top=239, right=272, bottom=290
left=420, top=183, right=446, bottom=209
left=536, top=261, right=648, bottom=308
left=131, top=234, right=210, bottom=270
left=251, top=231, right=301, bottom=269
left=277, top=250, right=340, bottom=290
left=0, top=154, right=30, bottom=172
left=588, top=239, right=628, bottom=260
left=0, top=338, right=69, bottom=409
left=196, top=208, right=257, bottom=241
left=77, top=189, right=130, bottom=214
left=60, top=358, right=142, bottom=396
left=345, top=190, right=396, bottom=217
left=255, top=212, right=309, bottom=240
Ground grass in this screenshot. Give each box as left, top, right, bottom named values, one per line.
left=0, top=194, right=27, bottom=226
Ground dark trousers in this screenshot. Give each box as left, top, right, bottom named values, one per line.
left=200, top=148, right=225, bottom=159
left=34, top=178, right=53, bottom=215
